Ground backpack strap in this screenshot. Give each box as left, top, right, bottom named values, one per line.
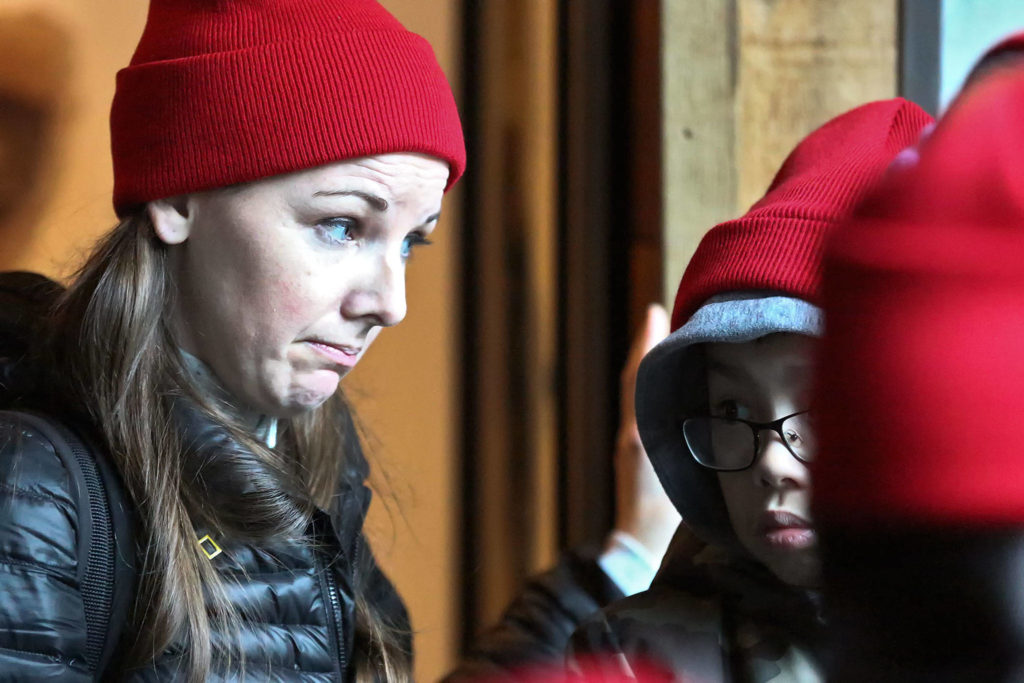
left=2, top=410, right=136, bottom=677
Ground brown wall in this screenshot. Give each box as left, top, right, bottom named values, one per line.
left=459, top=0, right=562, bottom=634
left=0, top=0, right=147, bottom=274
left=351, top=2, right=463, bottom=680
left=0, top=1, right=463, bottom=679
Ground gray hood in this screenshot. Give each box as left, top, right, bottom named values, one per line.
left=635, top=292, right=822, bottom=550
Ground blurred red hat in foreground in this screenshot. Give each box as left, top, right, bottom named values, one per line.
left=457, top=657, right=675, bottom=683
left=814, top=69, right=1024, bottom=527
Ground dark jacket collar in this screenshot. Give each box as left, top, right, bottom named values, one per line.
left=654, top=531, right=824, bottom=651
left=174, top=395, right=371, bottom=558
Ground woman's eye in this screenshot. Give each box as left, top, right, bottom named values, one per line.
left=712, top=399, right=748, bottom=421
left=401, top=233, right=432, bottom=260
left=314, top=217, right=357, bottom=246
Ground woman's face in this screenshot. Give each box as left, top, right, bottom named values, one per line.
left=706, top=333, right=819, bottom=587
left=150, top=152, right=449, bottom=417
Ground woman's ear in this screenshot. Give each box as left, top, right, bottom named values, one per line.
left=148, top=195, right=192, bottom=245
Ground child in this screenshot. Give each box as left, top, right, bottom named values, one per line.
left=570, top=98, right=932, bottom=682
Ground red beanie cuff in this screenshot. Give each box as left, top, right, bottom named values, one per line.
left=671, top=215, right=827, bottom=329
left=666, top=98, right=933, bottom=332
left=111, top=26, right=465, bottom=216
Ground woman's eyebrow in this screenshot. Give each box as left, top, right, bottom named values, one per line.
left=312, top=189, right=389, bottom=212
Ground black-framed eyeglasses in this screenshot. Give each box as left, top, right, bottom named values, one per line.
left=680, top=410, right=815, bottom=472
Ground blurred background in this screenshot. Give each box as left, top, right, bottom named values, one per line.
left=1, top=0, right=1022, bottom=679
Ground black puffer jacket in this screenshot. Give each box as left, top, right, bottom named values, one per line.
left=0, top=272, right=407, bottom=681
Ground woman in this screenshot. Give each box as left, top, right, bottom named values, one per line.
left=0, top=0, right=464, bottom=680
left=569, top=98, right=931, bottom=681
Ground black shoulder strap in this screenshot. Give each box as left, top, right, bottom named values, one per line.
left=3, top=411, right=136, bottom=677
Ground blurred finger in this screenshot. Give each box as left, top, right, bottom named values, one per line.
left=622, top=303, right=670, bottom=421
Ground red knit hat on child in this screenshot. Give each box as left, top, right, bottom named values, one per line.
left=815, top=70, right=1024, bottom=527
left=110, top=0, right=466, bottom=216
left=636, top=99, right=933, bottom=549
left=671, top=98, right=933, bottom=330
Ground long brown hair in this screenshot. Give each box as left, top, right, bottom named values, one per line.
left=45, top=211, right=411, bottom=682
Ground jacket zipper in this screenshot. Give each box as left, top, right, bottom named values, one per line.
left=18, top=412, right=115, bottom=674
left=64, top=429, right=115, bottom=673
left=316, top=544, right=348, bottom=679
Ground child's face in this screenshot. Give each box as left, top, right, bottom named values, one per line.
left=706, top=333, right=819, bottom=587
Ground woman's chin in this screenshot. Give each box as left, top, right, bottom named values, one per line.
left=279, top=370, right=341, bottom=413
left=247, top=370, right=342, bottom=418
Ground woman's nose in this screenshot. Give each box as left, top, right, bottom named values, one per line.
left=343, top=252, right=407, bottom=328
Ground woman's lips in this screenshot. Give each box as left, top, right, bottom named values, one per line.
left=306, top=341, right=361, bottom=368
left=759, top=510, right=816, bottom=550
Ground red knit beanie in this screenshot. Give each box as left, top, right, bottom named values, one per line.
left=814, top=70, right=1024, bottom=527
left=110, top=0, right=466, bottom=217
left=670, top=98, right=933, bottom=331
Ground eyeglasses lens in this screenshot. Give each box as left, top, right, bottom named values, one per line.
left=781, top=413, right=816, bottom=462
left=683, top=417, right=752, bottom=470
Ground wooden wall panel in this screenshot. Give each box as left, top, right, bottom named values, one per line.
left=0, top=0, right=147, bottom=275
left=661, top=0, right=738, bottom=304
left=460, top=0, right=560, bottom=639
left=353, top=4, right=464, bottom=680
left=736, top=0, right=898, bottom=208
left=459, top=0, right=665, bottom=649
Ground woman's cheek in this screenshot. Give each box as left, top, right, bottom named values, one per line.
left=272, top=291, right=319, bottom=338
